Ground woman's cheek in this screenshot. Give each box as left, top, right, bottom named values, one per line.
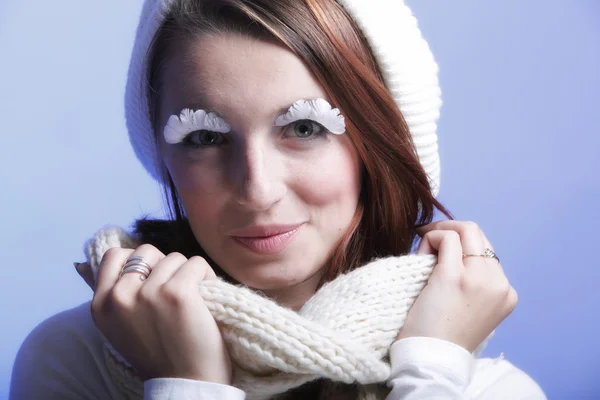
left=166, top=155, right=228, bottom=217
left=294, top=146, right=361, bottom=207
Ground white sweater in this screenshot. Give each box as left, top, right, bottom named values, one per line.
left=11, top=301, right=545, bottom=399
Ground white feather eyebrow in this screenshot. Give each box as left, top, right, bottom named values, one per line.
left=273, top=98, right=346, bottom=135
left=163, top=108, right=231, bottom=144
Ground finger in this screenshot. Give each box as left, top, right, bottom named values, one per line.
left=94, top=248, right=135, bottom=305
left=172, top=257, right=217, bottom=284
left=478, top=234, right=503, bottom=271
left=425, top=220, right=485, bottom=255
left=141, top=252, right=188, bottom=290
left=164, top=256, right=217, bottom=296
left=197, top=257, right=217, bottom=280
left=74, top=262, right=95, bottom=291
left=415, top=220, right=448, bottom=237
left=161, top=257, right=222, bottom=346
left=176, top=256, right=217, bottom=281
left=417, top=230, right=463, bottom=267
left=113, top=244, right=166, bottom=292
left=416, top=232, right=435, bottom=254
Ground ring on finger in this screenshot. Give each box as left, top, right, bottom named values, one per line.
left=123, top=255, right=153, bottom=271
left=123, top=259, right=152, bottom=271
left=120, top=265, right=151, bottom=281
left=121, top=255, right=153, bottom=280
left=124, top=255, right=152, bottom=269
left=462, top=248, right=500, bottom=263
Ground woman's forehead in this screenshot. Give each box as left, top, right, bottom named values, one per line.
left=159, top=32, right=329, bottom=123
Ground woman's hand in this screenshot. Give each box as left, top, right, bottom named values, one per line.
left=76, top=245, right=232, bottom=384
left=397, top=221, right=518, bottom=352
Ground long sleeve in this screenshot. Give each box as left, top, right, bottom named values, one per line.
left=144, top=378, right=245, bottom=399
left=146, top=337, right=547, bottom=400
left=10, top=302, right=247, bottom=400
left=11, top=302, right=544, bottom=400
left=10, top=303, right=124, bottom=400
left=385, top=337, right=546, bottom=400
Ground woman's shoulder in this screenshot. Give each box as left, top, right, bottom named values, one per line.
left=21, top=301, right=99, bottom=342
left=469, top=355, right=546, bottom=399
left=10, top=302, right=123, bottom=399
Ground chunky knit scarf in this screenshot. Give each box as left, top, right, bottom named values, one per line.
left=84, top=226, right=489, bottom=400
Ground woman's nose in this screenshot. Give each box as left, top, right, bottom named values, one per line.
left=230, top=143, right=286, bottom=211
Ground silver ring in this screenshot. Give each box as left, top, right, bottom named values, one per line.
left=123, top=255, right=152, bottom=272
left=125, top=256, right=152, bottom=268
left=123, top=259, right=152, bottom=271
left=120, top=265, right=151, bottom=281
left=462, top=248, right=500, bottom=263
left=126, top=256, right=146, bottom=263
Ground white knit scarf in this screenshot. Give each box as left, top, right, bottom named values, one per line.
left=85, top=226, right=489, bottom=400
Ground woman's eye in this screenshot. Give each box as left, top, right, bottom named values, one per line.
left=287, top=119, right=327, bottom=139
left=183, top=130, right=226, bottom=147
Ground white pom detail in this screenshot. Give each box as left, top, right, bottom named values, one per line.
left=164, top=108, right=231, bottom=144
left=274, top=99, right=346, bottom=135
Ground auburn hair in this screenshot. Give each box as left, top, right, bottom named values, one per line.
left=142, top=0, right=452, bottom=287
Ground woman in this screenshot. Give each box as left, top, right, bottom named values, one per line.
left=11, top=0, right=546, bottom=399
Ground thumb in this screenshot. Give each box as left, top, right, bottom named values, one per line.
left=74, top=262, right=95, bottom=291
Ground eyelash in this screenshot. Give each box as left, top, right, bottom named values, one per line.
left=180, top=119, right=329, bottom=148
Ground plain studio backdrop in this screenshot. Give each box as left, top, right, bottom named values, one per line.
left=1, top=0, right=599, bottom=398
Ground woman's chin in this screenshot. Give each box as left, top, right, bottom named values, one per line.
left=236, top=272, right=309, bottom=292
left=225, top=262, right=325, bottom=293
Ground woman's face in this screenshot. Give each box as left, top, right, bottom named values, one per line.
left=157, top=32, right=361, bottom=306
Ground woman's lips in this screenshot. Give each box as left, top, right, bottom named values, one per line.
left=231, top=224, right=303, bottom=255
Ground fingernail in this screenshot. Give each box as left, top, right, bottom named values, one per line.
left=74, top=262, right=85, bottom=275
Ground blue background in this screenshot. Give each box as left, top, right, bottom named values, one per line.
left=1, top=0, right=599, bottom=398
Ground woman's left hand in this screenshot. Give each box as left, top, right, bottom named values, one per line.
left=397, top=220, right=518, bottom=352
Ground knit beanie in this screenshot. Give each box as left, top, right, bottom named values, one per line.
left=124, top=0, right=442, bottom=195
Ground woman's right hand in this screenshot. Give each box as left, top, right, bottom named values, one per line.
left=397, top=221, right=518, bottom=352
left=84, top=244, right=232, bottom=384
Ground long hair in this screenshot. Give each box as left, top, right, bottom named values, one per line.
left=138, top=1, right=453, bottom=398
left=142, top=0, right=451, bottom=286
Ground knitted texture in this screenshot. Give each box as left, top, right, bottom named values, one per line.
left=124, top=0, right=442, bottom=195
left=85, top=225, right=489, bottom=400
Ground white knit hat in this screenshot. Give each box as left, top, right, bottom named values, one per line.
left=125, top=0, right=442, bottom=195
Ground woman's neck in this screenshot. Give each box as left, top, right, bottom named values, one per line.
left=257, top=268, right=326, bottom=312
